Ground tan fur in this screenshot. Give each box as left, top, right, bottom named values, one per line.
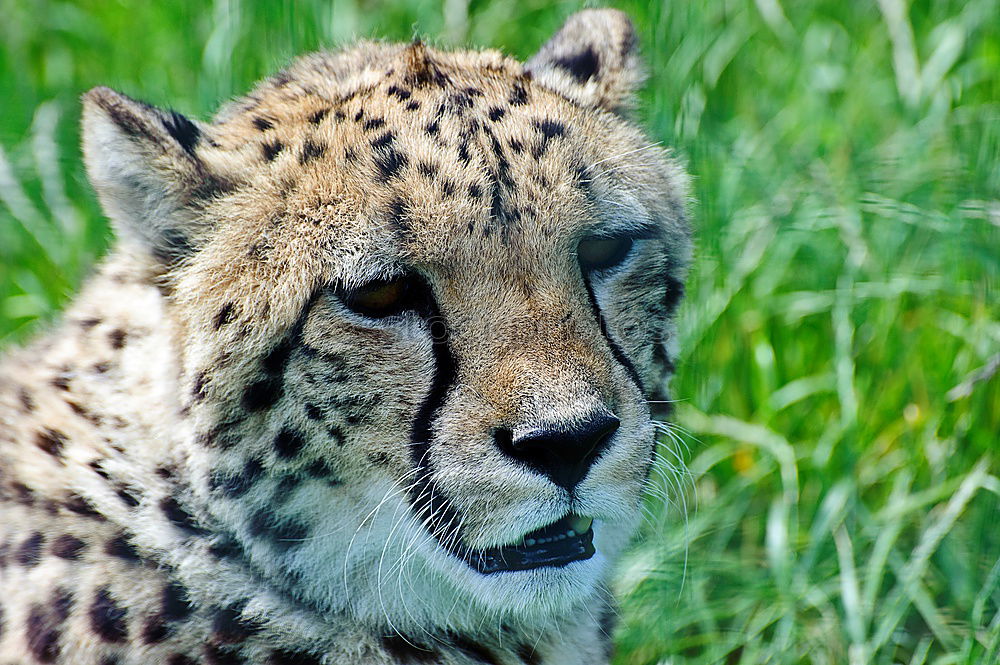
left=0, top=10, right=690, bottom=664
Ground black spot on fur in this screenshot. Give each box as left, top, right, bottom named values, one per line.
left=305, top=459, right=340, bottom=483
left=212, top=603, right=263, bottom=644
left=487, top=106, right=506, bottom=122
left=371, top=131, right=395, bottom=149
left=90, top=587, right=128, bottom=642
left=18, top=387, right=34, bottom=412
left=35, top=428, right=67, bottom=459
left=269, top=649, right=322, bottom=665
left=51, top=588, right=73, bottom=622
left=142, top=615, right=171, bottom=644
left=509, top=138, right=524, bottom=154
left=64, top=494, right=102, bottom=519
left=115, top=486, right=141, bottom=508
left=425, top=120, right=439, bottom=135
left=10, top=481, right=34, bottom=505
left=243, top=377, right=283, bottom=411
left=208, top=536, right=243, bottom=560
left=79, top=317, right=102, bottom=329
left=441, top=179, right=456, bottom=196
left=363, top=116, right=385, bottom=131
left=16, top=532, right=44, bottom=566
left=192, top=371, right=208, bottom=401
left=262, top=140, right=284, bottom=161
left=273, top=427, right=305, bottom=459
left=518, top=643, right=542, bottom=665
left=326, top=425, right=344, bottom=446
left=247, top=510, right=309, bottom=550
left=308, top=108, right=330, bottom=124
left=162, top=582, right=194, bottom=621
left=299, top=138, right=327, bottom=164
left=205, top=643, right=245, bottom=665
left=387, top=85, right=411, bottom=100
left=51, top=534, right=86, bottom=560
left=457, top=141, right=471, bottom=164
left=100, top=657, right=121, bottom=665
left=160, top=497, right=204, bottom=535
left=509, top=81, right=528, bottom=106
left=554, top=46, right=600, bottom=83
left=405, top=100, right=420, bottom=111
left=417, top=161, right=438, bottom=178
left=167, top=655, right=197, bottom=665
left=26, top=605, right=61, bottom=662
left=214, top=302, right=236, bottom=329
left=535, top=119, right=566, bottom=140
left=532, top=119, right=566, bottom=159
left=50, top=373, right=71, bottom=391
left=66, top=399, right=100, bottom=425
left=381, top=634, right=438, bottom=662
left=382, top=196, right=409, bottom=238
left=109, top=328, right=127, bottom=349
left=468, top=184, right=483, bottom=199
left=153, top=228, right=194, bottom=263
left=164, top=111, right=201, bottom=155
left=252, top=116, right=273, bottom=131
left=452, top=635, right=502, bottom=665
left=90, top=459, right=110, bottom=480
left=105, top=535, right=141, bottom=562
left=374, top=146, right=408, bottom=181
left=211, top=458, right=263, bottom=498
left=304, top=403, right=323, bottom=420
left=262, top=339, right=294, bottom=375
left=449, top=92, right=474, bottom=111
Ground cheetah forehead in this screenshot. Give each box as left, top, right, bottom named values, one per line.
left=189, top=40, right=682, bottom=268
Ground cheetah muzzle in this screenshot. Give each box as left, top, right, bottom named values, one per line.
left=0, top=8, right=691, bottom=664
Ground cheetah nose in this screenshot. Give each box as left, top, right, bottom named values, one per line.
left=496, top=412, right=620, bottom=491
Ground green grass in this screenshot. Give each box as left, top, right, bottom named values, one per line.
left=2, top=0, right=998, bottom=663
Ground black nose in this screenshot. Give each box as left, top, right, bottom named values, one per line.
left=496, top=412, right=620, bottom=491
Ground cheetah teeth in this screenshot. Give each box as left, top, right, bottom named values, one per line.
left=519, top=514, right=593, bottom=547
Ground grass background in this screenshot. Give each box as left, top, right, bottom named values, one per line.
left=1, top=0, right=998, bottom=663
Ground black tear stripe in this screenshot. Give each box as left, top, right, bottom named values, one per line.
left=406, top=296, right=464, bottom=550
left=583, top=279, right=646, bottom=395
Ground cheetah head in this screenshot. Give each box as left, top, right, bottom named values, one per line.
left=81, top=10, right=690, bottom=630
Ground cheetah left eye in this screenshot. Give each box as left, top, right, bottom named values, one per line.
left=577, top=236, right=635, bottom=274
left=337, top=274, right=427, bottom=319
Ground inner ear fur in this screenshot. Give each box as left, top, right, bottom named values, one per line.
left=525, top=9, right=644, bottom=114
left=81, top=86, right=224, bottom=265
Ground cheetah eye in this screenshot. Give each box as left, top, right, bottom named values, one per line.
left=577, top=236, right=635, bottom=274
left=338, top=274, right=426, bottom=319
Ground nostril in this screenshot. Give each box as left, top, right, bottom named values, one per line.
left=493, top=426, right=517, bottom=458
left=496, top=412, right=620, bottom=491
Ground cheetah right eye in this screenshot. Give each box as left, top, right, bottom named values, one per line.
left=336, top=273, right=429, bottom=319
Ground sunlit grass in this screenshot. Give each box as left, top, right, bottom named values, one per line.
left=1, top=1, right=997, bottom=663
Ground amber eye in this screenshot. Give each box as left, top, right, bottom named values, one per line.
left=577, top=236, right=635, bottom=274
left=339, top=275, right=422, bottom=318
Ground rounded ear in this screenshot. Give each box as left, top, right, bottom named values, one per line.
left=81, top=87, right=225, bottom=265
left=525, top=9, right=643, bottom=114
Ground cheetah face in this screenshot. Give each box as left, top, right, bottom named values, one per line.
left=82, top=10, right=689, bottom=625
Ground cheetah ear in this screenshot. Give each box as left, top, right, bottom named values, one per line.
left=525, top=9, right=643, bottom=113
left=82, top=86, right=219, bottom=265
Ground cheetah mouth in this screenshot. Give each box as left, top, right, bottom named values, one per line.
left=461, top=514, right=595, bottom=575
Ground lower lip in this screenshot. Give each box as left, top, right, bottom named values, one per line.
left=461, top=517, right=596, bottom=575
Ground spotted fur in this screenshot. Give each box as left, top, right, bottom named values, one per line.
left=0, top=10, right=690, bottom=664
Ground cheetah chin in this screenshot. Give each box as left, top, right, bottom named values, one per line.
left=0, top=8, right=690, bottom=664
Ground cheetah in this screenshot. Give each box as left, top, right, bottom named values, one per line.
left=0, top=9, right=690, bottom=664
